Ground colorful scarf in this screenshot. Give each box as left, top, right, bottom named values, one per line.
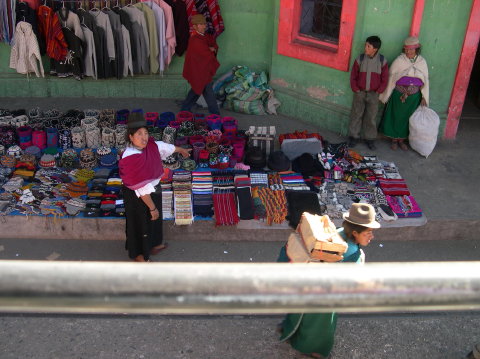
left=119, top=137, right=163, bottom=190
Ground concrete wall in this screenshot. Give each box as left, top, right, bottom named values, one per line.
left=269, top=0, right=472, bottom=136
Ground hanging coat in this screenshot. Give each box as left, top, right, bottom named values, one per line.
left=9, top=21, right=44, bottom=77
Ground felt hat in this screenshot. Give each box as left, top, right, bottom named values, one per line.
left=191, top=14, right=207, bottom=25
left=267, top=150, right=291, bottom=172
left=127, top=112, right=147, bottom=129
left=244, top=146, right=266, bottom=170
left=343, top=203, right=380, bottom=228
left=404, top=36, right=420, bottom=49
left=292, top=153, right=323, bottom=176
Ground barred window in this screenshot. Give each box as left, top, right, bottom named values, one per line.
left=277, top=0, right=357, bottom=71
left=299, top=0, right=342, bottom=44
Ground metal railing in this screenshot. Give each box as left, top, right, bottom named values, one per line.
left=1, top=261, right=479, bottom=314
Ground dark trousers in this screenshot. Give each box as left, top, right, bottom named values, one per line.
left=181, top=82, right=220, bottom=115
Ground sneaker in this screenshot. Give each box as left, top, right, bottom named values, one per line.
left=348, top=136, right=358, bottom=147
left=365, top=140, right=376, bottom=150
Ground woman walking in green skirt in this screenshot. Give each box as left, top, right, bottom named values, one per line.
left=278, top=204, right=380, bottom=358
left=379, top=36, right=429, bottom=151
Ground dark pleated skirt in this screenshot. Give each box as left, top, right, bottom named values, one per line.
left=123, top=186, right=163, bottom=261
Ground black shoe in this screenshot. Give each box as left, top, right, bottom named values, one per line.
left=365, top=140, right=376, bottom=150
left=348, top=136, right=358, bottom=147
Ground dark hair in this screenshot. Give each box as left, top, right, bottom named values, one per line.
left=125, top=126, right=147, bottom=144
left=342, top=220, right=370, bottom=240
left=403, top=46, right=422, bottom=55
left=366, top=35, right=381, bottom=50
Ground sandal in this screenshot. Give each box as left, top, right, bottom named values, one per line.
left=398, top=140, right=408, bottom=151
left=150, top=243, right=168, bottom=255
left=390, top=140, right=398, bottom=151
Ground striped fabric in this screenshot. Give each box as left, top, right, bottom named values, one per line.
left=173, top=170, right=193, bottom=225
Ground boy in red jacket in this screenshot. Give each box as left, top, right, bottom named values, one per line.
left=348, top=35, right=388, bottom=150
left=181, top=14, right=220, bottom=115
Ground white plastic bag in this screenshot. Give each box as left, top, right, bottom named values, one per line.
left=408, top=106, right=440, bottom=158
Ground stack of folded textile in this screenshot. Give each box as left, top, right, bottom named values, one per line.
left=160, top=168, right=174, bottom=219
left=191, top=171, right=213, bottom=218
left=212, top=171, right=239, bottom=226
left=386, top=195, right=422, bottom=218
left=278, top=172, right=310, bottom=191
left=172, top=170, right=193, bottom=225
left=234, top=174, right=253, bottom=220
left=249, top=171, right=268, bottom=188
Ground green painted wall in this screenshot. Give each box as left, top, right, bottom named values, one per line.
left=0, top=0, right=274, bottom=98
left=270, top=0, right=472, bottom=136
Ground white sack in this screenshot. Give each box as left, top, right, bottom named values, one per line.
left=409, top=106, right=440, bottom=158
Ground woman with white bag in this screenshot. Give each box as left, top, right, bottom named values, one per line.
left=379, top=36, right=429, bottom=151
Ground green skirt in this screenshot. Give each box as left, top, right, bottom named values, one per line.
left=280, top=312, right=337, bottom=357
left=380, top=89, right=421, bottom=139
left=277, top=246, right=337, bottom=357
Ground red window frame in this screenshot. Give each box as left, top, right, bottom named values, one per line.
left=277, top=0, right=358, bottom=72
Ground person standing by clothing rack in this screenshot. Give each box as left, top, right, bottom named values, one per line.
left=181, top=13, right=220, bottom=115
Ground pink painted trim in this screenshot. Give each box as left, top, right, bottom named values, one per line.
left=410, top=0, right=425, bottom=37
left=277, top=0, right=358, bottom=71
left=445, top=0, right=480, bottom=139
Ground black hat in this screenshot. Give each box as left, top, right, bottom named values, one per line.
left=292, top=153, right=323, bottom=176
left=127, top=112, right=147, bottom=129
left=244, top=146, right=266, bottom=169
left=267, top=150, right=291, bottom=172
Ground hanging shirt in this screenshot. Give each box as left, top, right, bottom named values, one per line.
left=140, top=0, right=166, bottom=73
left=104, top=8, right=125, bottom=79
left=81, top=25, right=97, bottom=79
left=122, top=5, right=150, bottom=74
left=134, top=2, right=159, bottom=74
left=56, top=7, right=85, bottom=43
left=121, top=24, right=133, bottom=77
left=164, top=0, right=189, bottom=56
left=78, top=9, right=107, bottom=79
left=152, top=0, right=176, bottom=66
left=89, top=9, right=115, bottom=60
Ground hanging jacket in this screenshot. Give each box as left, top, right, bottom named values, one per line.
left=77, top=9, right=107, bottom=79
left=104, top=9, right=125, bottom=79
left=165, top=0, right=189, bottom=56
left=9, top=21, right=44, bottom=77
left=37, top=4, right=68, bottom=61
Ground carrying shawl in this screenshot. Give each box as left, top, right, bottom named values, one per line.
left=119, top=137, right=164, bottom=190
left=380, top=53, right=429, bottom=105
